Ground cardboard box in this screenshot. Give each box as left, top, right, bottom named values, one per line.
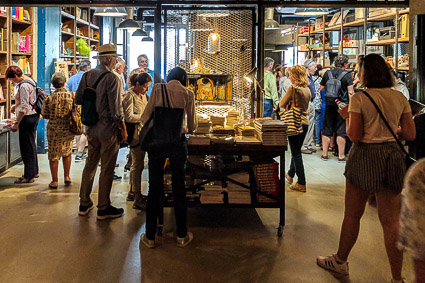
left=355, top=8, right=365, bottom=20
left=315, top=17, right=323, bottom=30
left=369, top=8, right=396, bottom=18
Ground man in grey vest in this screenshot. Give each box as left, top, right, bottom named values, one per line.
left=75, top=44, right=127, bottom=220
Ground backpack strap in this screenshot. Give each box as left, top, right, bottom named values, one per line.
left=336, top=71, right=348, bottom=81
left=327, top=70, right=334, bottom=79
left=92, top=71, right=110, bottom=89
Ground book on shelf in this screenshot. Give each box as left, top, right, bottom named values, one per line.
left=0, top=28, right=3, bottom=51
left=0, top=7, right=7, bottom=15
left=12, top=56, right=31, bottom=75
left=12, top=7, right=26, bottom=20
left=0, top=106, right=4, bottom=120
left=12, top=32, right=31, bottom=53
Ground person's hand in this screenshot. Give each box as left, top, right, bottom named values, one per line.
left=10, top=105, right=15, bottom=114
left=338, top=106, right=349, bottom=120
left=11, top=122, right=19, bottom=132
left=119, top=128, right=128, bottom=144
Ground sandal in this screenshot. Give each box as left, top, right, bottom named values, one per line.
left=64, top=177, right=72, bottom=186
left=14, top=177, right=35, bottom=184
left=49, top=181, right=58, bottom=189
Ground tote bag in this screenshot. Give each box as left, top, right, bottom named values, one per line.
left=69, top=97, right=84, bottom=135
left=139, top=84, right=184, bottom=152
left=280, top=86, right=303, bottom=136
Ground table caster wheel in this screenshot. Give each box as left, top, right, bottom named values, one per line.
left=277, top=225, right=283, bottom=237
left=157, top=226, right=163, bottom=236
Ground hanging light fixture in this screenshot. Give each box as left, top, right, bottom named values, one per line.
left=207, top=32, right=221, bottom=54
left=94, top=7, right=127, bottom=17
left=294, top=8, right=329, bottom=16
left=132, top=23, right=148, bottom=37
left=192, top=16, right=213, bottom=32
left=141, top=36, right=153, bottom=42
left=118, top=8, right=139, bottom=30
left=265, top=8, right=280, bottom=30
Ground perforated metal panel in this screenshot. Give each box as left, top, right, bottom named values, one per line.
left=164, top=9, right=254, bottom=119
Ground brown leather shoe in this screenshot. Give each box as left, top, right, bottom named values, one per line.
left=289, top=183, right=306, bottom=192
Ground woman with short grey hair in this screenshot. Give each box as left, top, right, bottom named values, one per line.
left=41, top=72, right=75, bottom=189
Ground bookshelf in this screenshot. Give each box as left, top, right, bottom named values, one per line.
left=60, top=7, right=100, bottom=77
left=0, top=6, right=34, bottom=173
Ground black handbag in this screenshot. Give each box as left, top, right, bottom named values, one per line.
left=139, top=84, right=184, bottom=152
left=362, top=90, right=416, bottom=169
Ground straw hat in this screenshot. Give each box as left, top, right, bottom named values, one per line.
left=92, top=43, right=122, bottom=59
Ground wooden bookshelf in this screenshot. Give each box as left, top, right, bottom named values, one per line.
left=60, top=7, right=100, bottom=76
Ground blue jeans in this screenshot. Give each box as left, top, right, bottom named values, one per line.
left=264, top=99, right=273, bottom=117
left=314, top=109, right=322, bottom=145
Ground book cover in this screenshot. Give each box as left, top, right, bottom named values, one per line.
left=18, top=34, right=26, bottom=52
left=25, top=35, right=31, bottom=53
left=12, top=7, right=16, bottom=18
left=19, top=7, right=24, bottom=20
left=12, top=32, right=19, bottom=52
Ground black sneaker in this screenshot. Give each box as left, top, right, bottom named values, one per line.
left=97, top=205, right=124, bottom=220
left=133, top=196, right=147, bottom=210
left=75, top=155, right=86, bottom=162
left=79, top=202, right=94, bottom=216
left=113, top=174, right=122, bottom=181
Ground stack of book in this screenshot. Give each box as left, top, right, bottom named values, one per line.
left=11, top=56, right=31, bottom=75
left=235, top=125, right=256, bottom=136
left=254, top=120, right=287, bottom=146
left=196, top=117, right=211, bottom=134
left=188, top=134, right=211, bottom=145
left=225, top=110, right=239, bottom=127
left=12, top=32, right=32, bottom=53
left=228, top=187, right=251, bottom=204
left=254, top=162, right=279, bottom=203
left=209, top=115, right=225, bottom=127
left=200, top=185, right=226, bottom=204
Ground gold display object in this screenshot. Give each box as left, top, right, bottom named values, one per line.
left=207, top=32, right=221, bottom=54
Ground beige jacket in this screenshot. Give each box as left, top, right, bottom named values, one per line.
left=122, top=89, right=148, bottom=146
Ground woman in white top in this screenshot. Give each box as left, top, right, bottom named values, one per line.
left=6, top=66, right=39, bottom=184
left=140, top=67, right=196, bottom=249
left=122, top=72, right=151, bottom=210
left=317, top=54, right=416, bottom=282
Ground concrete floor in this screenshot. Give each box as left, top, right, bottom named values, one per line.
left=0, top=149, right=414, bottom=283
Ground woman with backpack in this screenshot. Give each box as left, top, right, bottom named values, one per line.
left=5, top=66, right=39, bottom=184
left=122, top=72, right=152, bottom=210
left=316, top=54, right=416, bottom=283
left=41, top=72, right=75, bottom=189
left=139, top=67, right=196, bottom=249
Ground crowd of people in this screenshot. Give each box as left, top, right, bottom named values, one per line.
left=4, top=44, right=424, bottom=281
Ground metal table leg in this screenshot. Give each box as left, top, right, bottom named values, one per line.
left=277, top=152, right=285, bottom=237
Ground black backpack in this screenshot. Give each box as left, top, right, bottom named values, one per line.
left=19, top=80, right=46, bottom=115
left=81, top=71, right=110, bottom=126
left=324, top=69, right=348, bottom=99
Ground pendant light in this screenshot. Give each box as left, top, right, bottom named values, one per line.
left=132, top=23, right=148, bottom=37
left=294, top=8, right=329, bottom=16
left=118, top=8, right=139, bottom=30
left=265, top=8, right=280, bottom=30
left=94, top=7, right=127, bottom=17
left=141, top=36, right=153, bottom=42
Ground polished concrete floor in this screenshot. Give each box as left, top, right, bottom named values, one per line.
left=0, top=149, right=414, bottom=283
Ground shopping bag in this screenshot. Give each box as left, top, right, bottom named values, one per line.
left=280, top=87, right=303, bottom=136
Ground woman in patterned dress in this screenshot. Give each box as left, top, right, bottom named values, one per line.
left=41, top=72, right=75, bottom=189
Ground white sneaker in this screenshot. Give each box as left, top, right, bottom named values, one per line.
left=176, top=232, right=194, bottom=248
left=316, top=254, right=349, bottom=275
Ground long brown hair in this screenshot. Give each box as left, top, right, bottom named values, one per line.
left=359, top=54, right=395, bottom=88
left=289, top=65, right=309, bottom=87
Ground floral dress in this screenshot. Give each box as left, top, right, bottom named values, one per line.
left=41, top=88, right=75, bottom=161
left=398, top=158, right=425, bottom=260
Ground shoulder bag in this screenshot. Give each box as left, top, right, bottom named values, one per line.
left=69, top=93, right=84, bottom=135
left=139, top=84, right=184, bottom=152
left=362, top=90, right=416, bottom=169
left=280, top=86, right=303, bottom=136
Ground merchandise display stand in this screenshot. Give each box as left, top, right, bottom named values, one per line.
left=158, top=143, right=287, bottom=237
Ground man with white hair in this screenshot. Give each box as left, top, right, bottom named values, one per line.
left=263, top=57, right=279, bottom=117
left=75, top=43, right=127, bottom=220
left=301, top=59, right=318, bottom=154
left=113, top=57, right=126, bottom=97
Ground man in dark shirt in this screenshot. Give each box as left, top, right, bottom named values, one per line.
left=320, top=55, right=354, bottom=162
left=75, top=44, right=128, bottom=220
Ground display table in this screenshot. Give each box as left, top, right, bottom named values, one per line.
left=160, top=143, right=287, bottom=237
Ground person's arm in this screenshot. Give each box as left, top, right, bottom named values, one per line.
left=75, top=73, right=87, bottom=105
left=397, top=112, right=416, bottom=141
left=269, top=77, right=279, bottom=107
left=122, top=93, right=142, bottom=123
left=106, top=74, right=127, bottom=143
left=140, top=85, right=159, bottom=125
left=186, top=90, right=197, bottom=134
left=347, top=85, right=354, bottom=99
left=66, top=77, right=72, bottom=91
left=346, top=112, right=363, bottom=143
left=279, top=85, right=293, bottom=109
left=320, top=85, right=325, bottom=92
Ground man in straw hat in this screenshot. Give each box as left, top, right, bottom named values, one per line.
left=75, top=43, right=128, bottom=220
